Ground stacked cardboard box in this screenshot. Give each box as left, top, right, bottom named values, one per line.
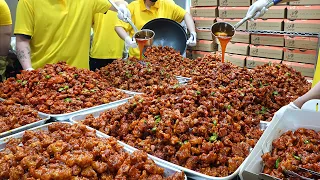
left=191, top=0, right=319, bottom=77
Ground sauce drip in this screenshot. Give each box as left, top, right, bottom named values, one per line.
left=215, top=32, right=232, bottom=63
left=136, top=38, right=148, bottom=60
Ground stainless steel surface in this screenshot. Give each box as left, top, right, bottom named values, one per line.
left=133, top=29, right=155, bottom=47
left=176, top=76, right=192, bottom=84
left=258, top=173, right=282, bottom=180
left=211, top=22, right=236, bottom=37
left=0, top=113, right=50, bottom=138
left=298, top=167, right=320, bottom=177
left=283, top=170, right=313, bottom=180
left=0, top=122, right=187, bottom=180
left=44, top=97, right=133, bottom=121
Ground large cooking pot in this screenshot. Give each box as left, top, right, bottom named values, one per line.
left=142, top=18, right=188, bottom=55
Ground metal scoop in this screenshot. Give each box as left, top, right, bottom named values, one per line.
left=211, top=0, right=282, bottom=37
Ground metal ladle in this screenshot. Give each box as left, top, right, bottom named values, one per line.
left=211, top=0, right=282, bottom=37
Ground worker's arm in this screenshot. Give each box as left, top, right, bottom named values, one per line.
left=294, top=82, right=320, bottom=108
left=115, top=26, right=137, bottom=48
left=274, top=82, right=320, bottom=119
left=16, top=34, right=33, bottom=70
left=184, top=13, right=197, bottom=47
left=109, top=0, right=128, bottom=12
left=0, top=25, right=12, bottom=56
left=247, top=0, right=299, bottom=20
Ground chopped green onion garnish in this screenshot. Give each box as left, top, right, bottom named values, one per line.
left=304, top=140, right=310, bottom=144
left=211, top=92, right=215, bottom=96
left=213, top=120, right=217, bottom=126
left=17, top=80, right=22, bottom=83
left=64, top=98, right=72, bottom=102
left=293, top=155, right=301, bottom=160
left=22, top=80, right=28, bottom=85
left=151, top=127, right=157, bottom=132
left=275, top=158, right=281, bottom=168
left=273, top=91, right=279, bottom=95
left=45, top=75, right=51, bottom=79
left=58, top=87, right=64, bottom=92
left=209, top=133, right=218, bottom=142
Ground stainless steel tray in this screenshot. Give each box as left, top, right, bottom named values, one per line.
left=0, top=113, right=50, bottom=139
left=0, top=100, right=51, bottom=138
left=70, top=104, right=270, bottom=180
left=44, top=97, right=133, bottom=121
left=118, top=89, right=144, bottom=95
left=0, top=122, right=187, bottom=180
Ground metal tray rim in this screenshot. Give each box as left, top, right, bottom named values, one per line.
left=0, top=122, right=187, bottom=180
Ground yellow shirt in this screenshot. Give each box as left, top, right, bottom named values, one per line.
left=14, top=0, right=111, bottom=69
left=91, top=11, right=124, bottom=59
left=115, top=0, right=186, bottom=58
left=312, top=50, right=320, bottom=87
left=0, top=0, right=12, bottom=26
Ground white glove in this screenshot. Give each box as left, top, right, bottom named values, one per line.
left=125, top=36, right=138, bottom=48
left=25, top=68, right=34, bottom=71
left=117, top=4, right=131, bottom=23
left=187, top=32, right=197, bottom=47
left=246, top=0, right=272, bottom=20
left=274, top=102, right=299, bottom=120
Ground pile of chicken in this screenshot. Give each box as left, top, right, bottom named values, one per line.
left=0, top=62, right=129, bottom=114
left=0, top=100, right=41, bottom=133
left=98, top=58, right=178, bottom=93
left=262, top=128, right=320, bottom=179
left=82, top=84, right=264, bottom=177
left=0, top=123, right=185, bottom=180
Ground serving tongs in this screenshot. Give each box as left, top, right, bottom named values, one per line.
left=259, top=167, right=320, bottom=180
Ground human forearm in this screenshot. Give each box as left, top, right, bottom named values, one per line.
left=109, top=0, right=128, bottom=12
left=115, top=26, right=130, bottom=40
left=294, top=82, right=320, bottom=108
left=0, top=25, right=12, bottom=56
left=184, top=13, right=196, bottom=33
left=16, top=35, right=32, bottom=70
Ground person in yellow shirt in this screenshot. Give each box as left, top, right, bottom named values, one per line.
left=90, top=11, right=125, bottom=70
left=115, top=0, right=197, bottom=59
left=0, top=0, right=12, bottom=81
left=14, top=0, right=131, bottom=70
left=313, top=51, right=320, bottom=88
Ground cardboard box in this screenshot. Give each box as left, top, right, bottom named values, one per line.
left=246, top=56, right=281, bottom=68
left=216, top=18, right=246, bottom=30
left=252, top=0, right=287, bottom=5
left=196, top=29, right=213, bottom=40
left=191, top=7, right=217, bottom=18
left=258, top=6, right=286, bottom=19
left=284, top=36, right=318, bottom=50
left=193, top=40, right=217, bottom=52
left=283, top=48, right=317, bottom=64
left=284, top=20, right=320, bottom=33
left=232, top=31, right=250, bottom=44
left=225, top=53, right=246, bottom=67
left=218, top=7, right=247, bottom=18
left=192, top=51, right=213, bottom=59
left=251, top=34, right=284, bottom=47
left=193, top=17, right=215, bottom=28
left=289, top=0, right=320, bottom=6
left=248, top=19, right=283, bottom=31
left=191, top=0, right=218, bottom=7
left=283, top=61, right=315, bottom=77
left=218, top=42, right=249, bottom=55
left=287, top=6, right=320, bottom=20
left=219, top=0, right=251, bottom=7
left=250, top=45, right=283, bottom=59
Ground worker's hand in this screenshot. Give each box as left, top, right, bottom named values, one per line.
left=25, top=68, right=34, bottom=71
left=273, top=102, right=299, bottom=120
left=187, top=32, right=197, bottom=47
left=125, top=36, right=138, bottom=48
left=117, top=4, right=131, bottom=22
left=246, top=0, right=272, bottom=20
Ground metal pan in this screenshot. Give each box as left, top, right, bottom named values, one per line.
left=70, top=104, right=271, bottom=180
left=0, top=100, right=50, bottom=138
left=0, top=122, right=187, bottom=180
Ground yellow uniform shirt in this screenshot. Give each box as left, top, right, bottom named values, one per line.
left=312, top=50, right=320, bottom=87
left=0, top=0, right=12, bottom=26
left=115, top=0, right=186, bottom=58
left=14, top=0, right=111, bottom=69
left=91, top=11, right=124, bottom=59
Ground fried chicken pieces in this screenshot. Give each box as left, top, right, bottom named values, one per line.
left=0, top=100, right=41, bottom=133
left=0, top=123, right=185, bottom=180
left=262, top=128, right=320, bottom=179
left=0, top=62, right=128, bottom=114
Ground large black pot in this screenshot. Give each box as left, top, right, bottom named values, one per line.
left=142, top=18, right=187, bottom=55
